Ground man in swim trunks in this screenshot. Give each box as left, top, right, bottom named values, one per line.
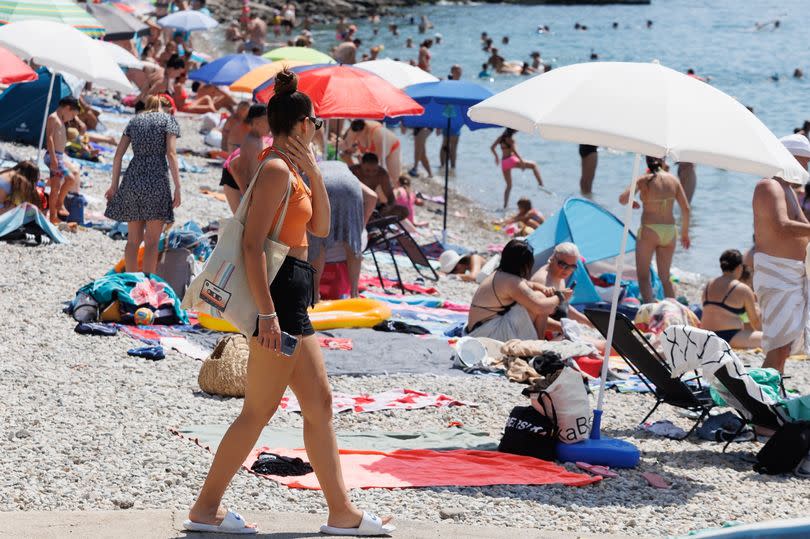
left=349, top=153, right=408, bottom=221
left=751, top=134, right=810, bottom=372
left=243, top=12, right=267, bottom=53
left=45, top=97, right=80, bottom=224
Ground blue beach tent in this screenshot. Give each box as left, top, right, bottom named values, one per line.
left=0, top=68, right=71, bottom=146
left=527, top=197, right=662, bottom=305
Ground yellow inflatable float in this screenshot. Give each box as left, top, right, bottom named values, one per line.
left=195, top=298, right=391, bottom=333
left=308, top=298, right=391, bottom=330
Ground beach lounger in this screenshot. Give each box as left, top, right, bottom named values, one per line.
left=585, top=308, right=715, bottom=439
left=365, top=215, right=439, bottom=294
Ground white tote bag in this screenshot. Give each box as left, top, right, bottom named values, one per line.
left=182, top=156, right=292, bottom=336
left=531, top=366, right=592, bottom=444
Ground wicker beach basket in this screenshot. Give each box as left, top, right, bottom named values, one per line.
left=198, top=334, right=250, bottom=397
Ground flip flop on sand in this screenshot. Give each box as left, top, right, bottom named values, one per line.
left=641, top=472, right=672, bottom=489
left=576, top=461, right=619, bottom=478
left=320, top=512, right=396, bottom=536
left=183, top=510, right=257, bottom=534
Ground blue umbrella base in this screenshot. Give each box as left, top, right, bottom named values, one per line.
left=556, top=437, right=640, bottom=469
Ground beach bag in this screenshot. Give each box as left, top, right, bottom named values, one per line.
left=64, top=192, right=86, bottom=225
left=182, top=153, right=292, bottom=336
left=198, top=334, right=250, bottom=397
left=498, top=401, right=558, bottom=461
left=535, top=366, right=592, bottom=444
left=754, top=421, right=810, bottom=475
left=157, top=247, right=195, bottom=299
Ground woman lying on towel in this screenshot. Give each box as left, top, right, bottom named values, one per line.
left=464, top=239, right=572, bottom=342
left=701, top=249, right=762, bottom=349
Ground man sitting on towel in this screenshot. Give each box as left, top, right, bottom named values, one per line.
left=465, top=239, right=572, bottom=341
left=751, top=133, right=810, bottom=372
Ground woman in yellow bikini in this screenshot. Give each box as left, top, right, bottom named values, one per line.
left=619, top=156, right=690, bottom=303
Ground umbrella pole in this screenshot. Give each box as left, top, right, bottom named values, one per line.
left=592, top=152, right=642, bottom=439
left=442, top=116, right=451, bottom=245
left=36, top=70, right=57, bottom=169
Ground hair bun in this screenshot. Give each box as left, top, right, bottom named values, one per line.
left=275, top=68, right=298, bottom=96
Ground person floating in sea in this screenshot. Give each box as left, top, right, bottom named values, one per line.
left=751, top=134, right=810, bottom=372
left=619, top=156, right=691, bottom=304
left=491, top=128, right=543, bottom=209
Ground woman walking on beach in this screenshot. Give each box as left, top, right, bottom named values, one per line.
left=104, top=95, right=181, bottom=274
left=619, top=156, right=690, bottom=303
left=701, top=249, right=762, bottom=348
left=491, top=128, right=543, bottom=209
left=185, top=70, right=395, bottom=537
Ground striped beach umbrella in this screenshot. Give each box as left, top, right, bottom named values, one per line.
left=0, top=0, right=105, bottom=38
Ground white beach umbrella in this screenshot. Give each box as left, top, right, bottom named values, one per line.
left=0, top=20, right=133, bottom=164
left=158, top=10, right=218, bottom=32
left=468, top=61, right=807, bottom=444
left=97, top=39, right=144, bottom=69
left=354, top=58, right=440, bottom=89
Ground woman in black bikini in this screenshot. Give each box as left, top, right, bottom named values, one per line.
left=700, top=249, right=762, bottom=349
left=465, top=240, right=570, bottom=341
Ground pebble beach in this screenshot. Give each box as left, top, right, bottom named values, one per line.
left=2, top=111, right=809, bottom=537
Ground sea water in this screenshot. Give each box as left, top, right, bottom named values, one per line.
left=218, top=0, right=810, bottom=272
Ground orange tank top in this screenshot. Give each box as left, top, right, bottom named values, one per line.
left=261, top=147, right=312, bottom=248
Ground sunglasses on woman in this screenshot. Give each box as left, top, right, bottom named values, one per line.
left=555, top=258, right=577, bottom=270
left=300, top=116, right=323, bottom=130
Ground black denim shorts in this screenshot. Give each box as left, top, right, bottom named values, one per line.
left=254, top=257, right=316, bottom=337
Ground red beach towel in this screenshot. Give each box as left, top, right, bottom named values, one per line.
left=245, top=447, right=601, bottom=490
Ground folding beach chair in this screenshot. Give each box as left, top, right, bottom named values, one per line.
left=585, top=308, right=715, bottom=439
left=365, top=214, right=439, bottom=294
left=661, top=325, right=790, bottom=452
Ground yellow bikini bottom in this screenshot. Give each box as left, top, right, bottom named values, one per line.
left=639, top=224, right=677, bottom=246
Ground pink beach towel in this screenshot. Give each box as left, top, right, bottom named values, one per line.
left=244, top=447, right=601, bottom=490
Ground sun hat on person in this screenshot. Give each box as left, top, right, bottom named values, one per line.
left=781, top=133, right=810, bottom=158
left=439, top=250, right=463, bottom=273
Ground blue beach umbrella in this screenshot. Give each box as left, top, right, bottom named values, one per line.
left=402, top=80, right=497, bottom=242
left=188, top=53, right=269, bottom=86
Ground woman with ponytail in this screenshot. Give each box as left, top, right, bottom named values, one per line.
left=619, top=155, right=691, bottom=303
left=185, top=70, right=395, bottom=536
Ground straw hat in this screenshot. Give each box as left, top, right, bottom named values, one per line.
left=198, top=334, right=250, bottom=398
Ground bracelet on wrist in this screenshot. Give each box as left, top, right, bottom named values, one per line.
left=257, top=312, right=278, bottom=320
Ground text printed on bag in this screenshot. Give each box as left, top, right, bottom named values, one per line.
left=505, top=416, right=551, bottom=435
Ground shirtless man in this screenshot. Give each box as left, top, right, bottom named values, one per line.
left=220, top=101, right=251, bottom=153
left=45, top=97, right=81, bottom=223
left=244, top=12, right=267, bottom=53
left=349, top=153, right=408, bottom=221
left=530, top=242, right=592, bottom=333
left=751, top=134, right=810, bottom=372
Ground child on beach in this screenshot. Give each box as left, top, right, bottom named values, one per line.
left=65, top=128, right=101, bottom=162
left=0, top=162, right=41, bottom=215
left=496, top=197, right=544, bottom=235
left=45, top=97, right=81, bottom=223
left=393, top=175, right=426, bottom=226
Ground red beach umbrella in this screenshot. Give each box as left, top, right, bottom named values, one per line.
left=0, top=46, right=37, bottom=84
left=255, top=64, right=424, bottom=119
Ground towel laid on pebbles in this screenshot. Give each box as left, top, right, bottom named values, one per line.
left=172, top=425, right=499, bottom=453
left=244, top=447, right=601, bottom=490
left=280, top=389, right=476, bottom=414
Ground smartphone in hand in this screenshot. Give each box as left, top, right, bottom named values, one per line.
left=280, top=331, right=299, bottom=356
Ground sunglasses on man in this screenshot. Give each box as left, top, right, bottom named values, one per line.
left=300, top=116, right=323, bottom=130
left=555, top=258, right=577, bottom=270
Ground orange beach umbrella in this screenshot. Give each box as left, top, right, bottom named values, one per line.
left=229, top=60, right=311, bottom=93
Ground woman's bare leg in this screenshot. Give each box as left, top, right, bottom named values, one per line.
left=517, top=161, right=542, bottom=185
left=502, top=169, right=513, bottom=209
left=654, top=239, right=677, bottom=298
left=448, top=136, right=459, bottom=169
left=730, top=329, right=763, bottom=350
left=141, top=220, right=165, bottom=274
left=188, top=339, right=299, bottom=527
left=125, top=221, right=145, bottom=272
left=343, top=244, right=362, bottom=298
left=288, top=336, right=392, bottom=528
left=635, top=227, right=657, bottom=303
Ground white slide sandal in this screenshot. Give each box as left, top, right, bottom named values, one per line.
left=183, top=510, right=258, bottom=535
left=320, top=511, right=396, bottom=536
